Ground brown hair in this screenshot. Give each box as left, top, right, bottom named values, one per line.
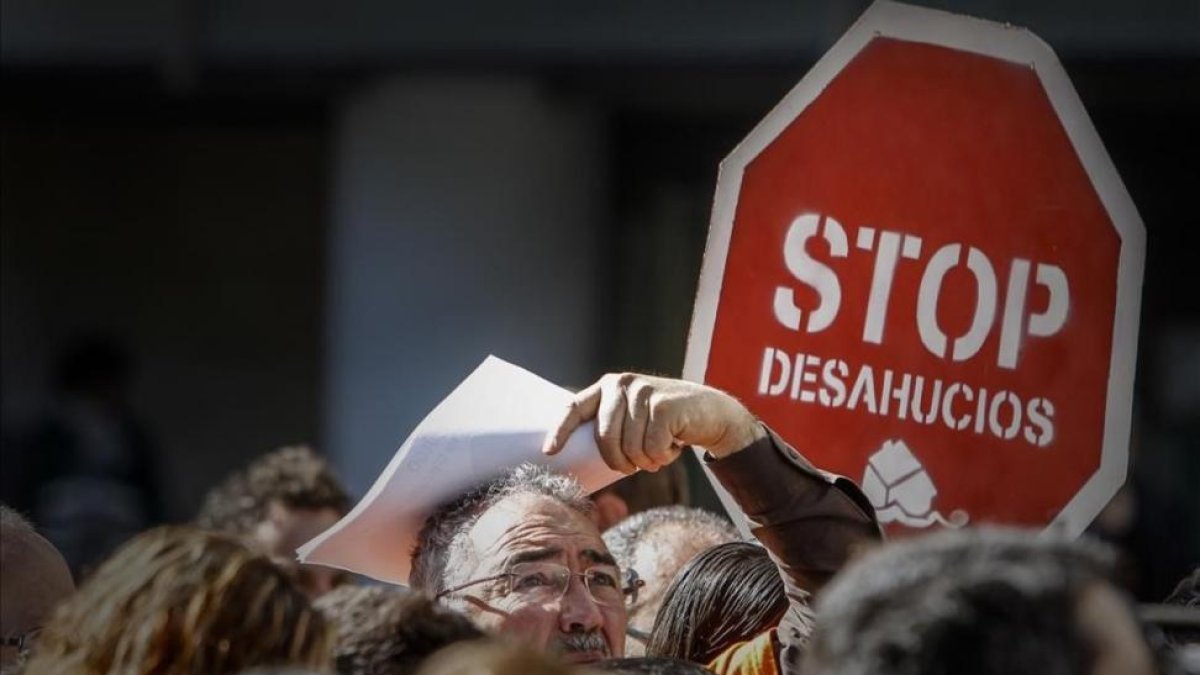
left=196, top=445, right=349, bottom=536
left=24, top=526, right=333, bottom=674
left=647, top=541, right=796, bottom=665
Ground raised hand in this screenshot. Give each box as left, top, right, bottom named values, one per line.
left=541, top=373, right=764, bottom=474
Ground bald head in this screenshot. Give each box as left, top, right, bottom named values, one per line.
left=1, top=506, right=74, bottom=669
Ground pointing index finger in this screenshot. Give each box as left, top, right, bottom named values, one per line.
left=542, top=381, right=603, bottom=455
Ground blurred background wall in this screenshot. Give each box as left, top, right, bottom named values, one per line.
left=1, top=0, right=1197, bottom=598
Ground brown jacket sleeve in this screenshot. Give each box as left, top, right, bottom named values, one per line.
left=705, top=424, right=882, bottom=675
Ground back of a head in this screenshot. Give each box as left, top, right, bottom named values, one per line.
left=195, top=445, right=348, bottom=537
left=24, top=526, right=332, bottom=675
left=415, top=640, right=580, bottom=675
left=594, top=656, right=716, bottom=675
left=1160, top=566, right=1200, bottom=647
left=0, top=505, right=75, bottom=672
left=646, top=541, right=793, bottom=665
left=314, top=584, right=483, bottom=675
left=603, top=506, right=737, bottom=575
left=803, top=527, right=1118, bottom=675
left=238, top=670, right=326, bottom=675
left=604, top=506, right=739, bottom=654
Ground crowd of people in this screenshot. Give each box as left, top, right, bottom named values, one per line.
left=1, top=372, right=1197, bottom=675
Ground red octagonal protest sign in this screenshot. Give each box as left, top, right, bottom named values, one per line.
left=684, top=1, right=1144, bottom=538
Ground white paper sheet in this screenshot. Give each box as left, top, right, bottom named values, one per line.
left=297, top=355, right=626, bottom=585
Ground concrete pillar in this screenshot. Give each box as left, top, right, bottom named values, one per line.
left=325, top=77, right=605, bottom=495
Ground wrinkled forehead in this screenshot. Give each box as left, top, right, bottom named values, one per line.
left=463, top=492, right=609, bottom=570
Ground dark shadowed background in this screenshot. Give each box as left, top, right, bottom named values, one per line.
left=1, top=0, right=1197, bottom=599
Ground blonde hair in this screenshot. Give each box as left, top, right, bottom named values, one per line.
left=24, top=526, right=332, bottom=674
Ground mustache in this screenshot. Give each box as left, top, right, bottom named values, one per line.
left=556, top=630, right=610, bottom=656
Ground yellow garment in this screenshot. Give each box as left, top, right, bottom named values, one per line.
left=706, top=629, right=779, bottom=675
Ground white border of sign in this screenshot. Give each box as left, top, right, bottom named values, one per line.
left=683, top=0, right=1145, bottom=539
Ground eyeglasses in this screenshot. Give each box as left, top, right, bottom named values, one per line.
left=626, top=625, right=652, bottom=644
left=436, top=561, right=643, bottom=608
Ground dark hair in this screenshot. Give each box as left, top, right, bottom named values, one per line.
left=1159, top=566, right=1200, bottom=646
left=196, top=445, right=349, bottom=536
left=803, top=527, right=1116, bottom=675
left=409, top=463, right=592, bottom=596
left=1164, top=566, right=1199, bottom=609
left=414, top=639, right=577, bottom=675
left=593, top=656, right=716, bottom=674
left=646, top=541, right=794, bottom=665
left=314, top=585, right=483, bottom=675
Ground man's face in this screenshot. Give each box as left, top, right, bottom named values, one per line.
left=253, top=501, right=346, bottom=599
left=451, top=493, right=627, bottom=664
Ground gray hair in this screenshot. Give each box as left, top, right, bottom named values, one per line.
left=602, top=505, right=738, bottom=572
left=0, top=503, right=38, bottom=566
left=0, top=503, right=34, bottom=537
left=410, top=463, right=594, bottom=596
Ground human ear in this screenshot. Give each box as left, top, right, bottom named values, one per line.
left=592, top=492, right=630, bottom=531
